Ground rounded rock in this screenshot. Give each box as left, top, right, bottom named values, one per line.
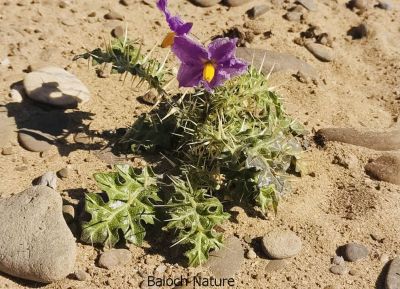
left=261, top=230, right=302, bottom=259
left=0, top=186, right=76, bottom=283
left=23, top=66, right=90, bottom=108
left=18, top=129, right=53, bottom=152
left=344, top=243, right=368, bottom=262
left=246, top=249, right=257, bottom=259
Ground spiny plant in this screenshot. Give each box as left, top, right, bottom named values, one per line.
left=164, top=176, right=230, bottom=267
left=78, top=0, right=305, bottom=267
left=81, top=165, right=160, bottom=248
left=73, top=36, right=171, bottom=95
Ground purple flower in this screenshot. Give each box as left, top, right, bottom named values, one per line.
left=157, top=0, right=193, bottom=48
left=172, top=36, right=248, bottom=91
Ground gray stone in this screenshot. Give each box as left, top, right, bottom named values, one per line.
left=36, top=171, right=57, bottom=190
left=297, top=0, right=317, bottom=11
left=332, top=255, right=345, bottom=265
left=330, top=264, right=348, bottom=275
left=248, top=5, right=270, bottom=19
left=0, top=186, right=76, bottom=283
left=224, top=0, right=251, bottom=6
left=284, top=11, right=302, bottom=22
left=191, top=0, right=220, bottom=6
left=98, top=249, right=131, bottom=269
left=236, top=47, right=317, bottom=77
left=344, top=243, right=368, bottom=262
left=23, top=66, right=90, bottom=108
left=386, top=257, right=400, bottom=289
left=246, top=249, right=257, bottom=259
left=74, top=269, right=88, bottom=281
left=305, top=41, right=335, bottom=62
left=207, top=236, right=244, bottom=278
left=18, top=129, right=54, bottom=152
left=261, top=230, right=302, bottom=259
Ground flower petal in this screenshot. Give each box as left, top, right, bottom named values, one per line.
left=218, top=58, right=248, bottom=78
left=157, top=0, right=192, bottom=35
left=172, top=36, right=209, bottom=65
left=208, top=38, right=238, bottom=64
left=177, top=63, right=203, bottom=88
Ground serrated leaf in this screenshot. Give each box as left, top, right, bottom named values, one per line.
left=81, top=165, right=159, bottom=248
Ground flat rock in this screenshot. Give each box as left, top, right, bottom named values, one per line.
left=24, top=66, right=90, bottom=108
left=316, top=128, right=400, bottom=151
left=98, top=249, right=131, bottom=269
left=261, top=230, right=302, bottom=259
left=297, top=0, right=317, bottom=11
left=190, top=0, right=220, bottom=7
left=224, top=0, right=252, bottom=6
left=18, top=129, right=54, bottom=152
left=305, top=41, right=335, bottom=62
left=207, top=236, right=244, bottom=278
left=343, top=243, right=368, bottom=262
left=386, top=257, right=400, bottom=289
left=236, top=47, right=316, bottom=77
left=365, top=154, right=400, bottom=185
left=0, top=113, right=16, bottom=149
left=0, top=186, right=76, bottom=283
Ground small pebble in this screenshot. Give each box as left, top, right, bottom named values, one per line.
left=246, top=249, right=257, bottom=259
left=1, top=147, right=13, bottom=155
left=344, top=243, right=369, bottom=262
left=58, top=166, right=72, bottom=178
left=377, top=1, right=391, bottom=10
left=74, top=269, right=88, bottom=281
left=112, top=26, right=124, bottom=38
left=284, top=11, right=302, bottom=22
left=351, top=0, right=367, bottom=9
left=88, top=11, right=96, bottom=17
left=349, top=269, right=358, bottom=276
left=98, top=249, right=131, bottom=269
left=104, top=10, right=124, bottom=21
left=190, top=0, right=220, bottom=7
left=247, top=5, right=270, bottom=19
left=330, top=264, right=348, bottom=275
left=36, top=171, right=57, bottom=190
left=332, top=255, right=345, bottom=265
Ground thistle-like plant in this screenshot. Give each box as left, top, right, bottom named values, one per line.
left=164, top=176, right=230, bottom=267
left=81, top=164, right=161, bottom=248
left=73, top=36, right=171, bottom=95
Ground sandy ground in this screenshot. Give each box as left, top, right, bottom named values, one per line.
left=0, top=0, right=400, bottom=288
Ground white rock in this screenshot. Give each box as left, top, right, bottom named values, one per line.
left=261, top=230, right=302, bottom=259
left=23, top=66, right=90, bottom=108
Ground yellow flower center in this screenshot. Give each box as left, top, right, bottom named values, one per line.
left=161, top=32, right=176, bottom=48
left=203, top=62, right=215, bottom=83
